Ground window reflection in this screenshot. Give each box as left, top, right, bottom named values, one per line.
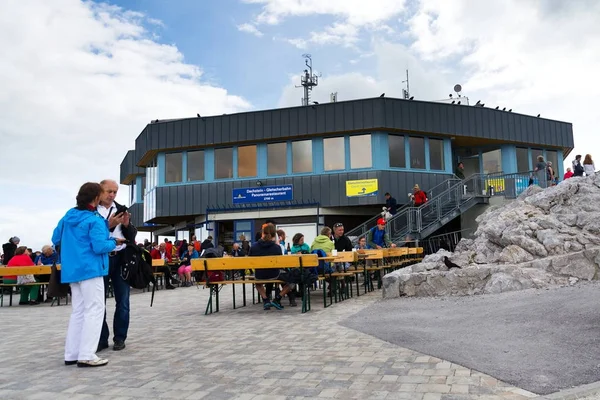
left=215, top=148, right=233, bottom=179
left=482, top=149, right=502, bottom=173
left=238, top=145, right=257, bottom=177
left=187, top=150, right=205, bottom=181
left=516, top=147, right=529, bottom=172
left=165, top=153, right=182, bottom=183
left=409, top=137, right=425, bottom=169
left=389, top=135, right=405, bottom=168
left=429, top=139, right=444, bottom=170
left=350, top=135, right=372, bottom=169
left=324, top=137, right=345, bottom=171
left=268, top=142, right=287, bottom=175
left=292, top=140, right=312, bottom=173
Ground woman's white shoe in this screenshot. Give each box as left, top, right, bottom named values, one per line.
left=76, top=358, right=108, bottom=368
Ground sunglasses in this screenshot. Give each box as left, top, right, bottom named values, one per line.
left=333, top=223, right=344, bottom=228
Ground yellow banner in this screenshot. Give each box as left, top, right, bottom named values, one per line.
left=346, top=179, right=378, bottom=197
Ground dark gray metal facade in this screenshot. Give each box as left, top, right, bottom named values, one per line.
left=132, top=97, right=574, bottom=166
left=149, top=170, right=451, bottom=221
left=120, top=150, right=144, bottom=184
left=128, top=203, right=144, bottom=228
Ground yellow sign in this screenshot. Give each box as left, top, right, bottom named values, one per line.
left=346, top=179, right=378, bottom=197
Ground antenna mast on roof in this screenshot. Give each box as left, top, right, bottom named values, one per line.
left=296, top=54, right=319, bottom=106
left=402, top=69, right=410, bottom=99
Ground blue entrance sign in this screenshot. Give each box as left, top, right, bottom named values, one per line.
left=232, top=185, right=293, bottom=204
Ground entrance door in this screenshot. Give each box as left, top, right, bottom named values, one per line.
left=234, top=220, right=254, bottom=245
left=461, top=155, right=480, bottom=178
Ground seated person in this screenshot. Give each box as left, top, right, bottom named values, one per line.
left=150, top=243, right=177, bottom=290
left=290, top=233, right=310, bottom=254
left=178, top=244, right=199, bottom=286
left=355, top=237, right=371, bottom=250
left=230, top=242, right=246, bottom=257
left=6, top=246, right=40, bottom=305
left=249, top=223, right=291, bottom=310
left=366, top=219, right=397, bottom=249
left=34, top=244, right=59, bottom=302
left=311, top=227, right=335, bottom=254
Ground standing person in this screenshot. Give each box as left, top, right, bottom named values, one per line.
left=583, top=154, right=596, bottom=176
left=546, top=162, right=555, bottom=186
left=366, top=219, right=396, bottom=249
left=534, top=156, right=547, bottom=188
left=563, top=167, right=574, bottom=180
left=52, top=182, right=125, bottom=367
left=97, top=179, right=138, bottom=353
left=201, top=236, right=214, bottom=251
left=455, top=162, right=466, bottom=180
left=572, top=154, right=584, bottom=177
left=410, top=185, right=428, bottom=206
left=384, top=193, right=398, bottom=215
left=191, top=235, right=201, bottom=253
left=2, top=236, right=19, bottom=265
left=239, top=234, right=250, bottom=254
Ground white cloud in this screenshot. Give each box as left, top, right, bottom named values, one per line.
left=243, top=0, right=407, bottom=47
left=408, top=0, right=600, bottom=165
left=237, top=22, right=264, bottom=37
left=0, top=0, right=251, bottom=250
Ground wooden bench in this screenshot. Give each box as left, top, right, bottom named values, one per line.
left=191, top=255, right=319, bottom=314
left=150, top=259, right=167, bottom=289
left=0, top=265, right=67, bottom=306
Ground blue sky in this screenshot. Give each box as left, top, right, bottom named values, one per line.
left=0, top=0, right=598, bottom=249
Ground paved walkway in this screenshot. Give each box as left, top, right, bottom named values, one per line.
left=0, top=284, right=540, bottom=399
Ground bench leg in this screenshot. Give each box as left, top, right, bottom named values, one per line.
left=322, top=280, right=328, bottom=308
left=204, top=286, right=214, bottom=315
left=215, top=285, right=220, bottom=313
left=232, top=282, right=236, bottom=310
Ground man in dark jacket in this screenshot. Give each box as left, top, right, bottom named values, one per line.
left=97, top=179, right=138, bottom=352
left=230, top=243, right=246, bottom=257
left=384, top=193, right=398, bottom=215
left=332, top=223, right=353, bottom=252
left=201, top=236, right=214, bottom=251
left=2, top=236, right=19, bottom=265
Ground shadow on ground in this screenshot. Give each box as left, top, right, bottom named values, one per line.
left=340, top=282, right=600, bottom=395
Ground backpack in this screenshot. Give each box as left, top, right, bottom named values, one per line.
left=311, top=249, right=334, bottom=274
left=200, top=246, right=225, bottom=282
left=120, top=244, right=156, bottom=290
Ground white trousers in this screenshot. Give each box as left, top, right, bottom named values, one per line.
left=64, top=276, right=105, bottom=361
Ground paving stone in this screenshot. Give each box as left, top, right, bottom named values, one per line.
left=0, top=284, right=538, bottom=400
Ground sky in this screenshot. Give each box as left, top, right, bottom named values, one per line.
left=1, top=0, right=599, bottom=250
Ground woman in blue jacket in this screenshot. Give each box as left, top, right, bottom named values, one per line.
left=52, top=182, right=125, bottom=368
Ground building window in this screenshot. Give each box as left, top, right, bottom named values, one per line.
left=350, top=135, right=372, bottom=169
left=187, top=150, right=205, bottom=181
left=517, top=147, right=529, bottom=172
left=324, top=137, right=345, bottom=171
left=546, top=150, right=559, bottom=174
left=292, top=140, right=312, bottom=173
left=238, top=145, right=257, bottom=178
left=389, top=135, right=405, bottom=168
left=429, top=138, right=444, bottom=170
left=267, top=142, right=287, bottom=175
left=482, top=149, right=502, bottom=174
left=130, top=182, right=136, bottom=205
left=165, top=153, right=182, bottom=183
left=409, top=137, right=425, bottom=169
left=531, top=149, right=543, bottom=170
left=215, top=147, right=233, bottom=179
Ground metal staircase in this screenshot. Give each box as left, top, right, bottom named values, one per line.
left=348, top=171, right=533, bottom=246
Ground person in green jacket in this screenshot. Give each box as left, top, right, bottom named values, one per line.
left=290, top=233, right=311, bottom=254
left=311, top=227, right=335, bottom=254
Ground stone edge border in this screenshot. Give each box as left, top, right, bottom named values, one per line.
left=538, top=381, right=600, bottom=399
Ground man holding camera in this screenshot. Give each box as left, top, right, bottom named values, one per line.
left=97, top=179, right=137, bottom=352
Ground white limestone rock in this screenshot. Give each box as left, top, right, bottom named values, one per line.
left=382, top=174, right=600, bottom=298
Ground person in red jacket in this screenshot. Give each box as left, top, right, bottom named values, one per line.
left=564, top=167, right=574, bottom=180
left=411, top=184, right=428, bottom=206
left=150, top=243, right=176, bottom=289
left=6, top=246, right=40, bottom=305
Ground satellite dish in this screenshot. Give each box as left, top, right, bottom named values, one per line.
left=454, top=84, right=462, bottom=93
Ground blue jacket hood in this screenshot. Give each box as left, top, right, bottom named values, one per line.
left=63, top=208, right=97, bottom=226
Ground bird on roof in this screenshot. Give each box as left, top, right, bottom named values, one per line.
left=380, top=93, right=385, bottom=97
left=197, top=113, right=201, bottom=118
left=443, top=256, right=461, bottom=270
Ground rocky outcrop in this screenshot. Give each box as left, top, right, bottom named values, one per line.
left=383, top=174, right=600, bottom=298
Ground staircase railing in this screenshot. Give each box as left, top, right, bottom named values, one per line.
left=345, top=175, right=458, bottom=244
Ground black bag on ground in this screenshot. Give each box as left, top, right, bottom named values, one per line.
left=120, top=244, right=156, bottom=290
left=279, top=268, right=318, bottom=285
left=48, top=261, right=70, bottom=298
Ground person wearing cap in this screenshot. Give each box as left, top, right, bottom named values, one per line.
left=411, top=184, right=427, bottom=206
left=366, top=218, right=396, bottom=249
left=2, top=236, right=20, bottom=265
